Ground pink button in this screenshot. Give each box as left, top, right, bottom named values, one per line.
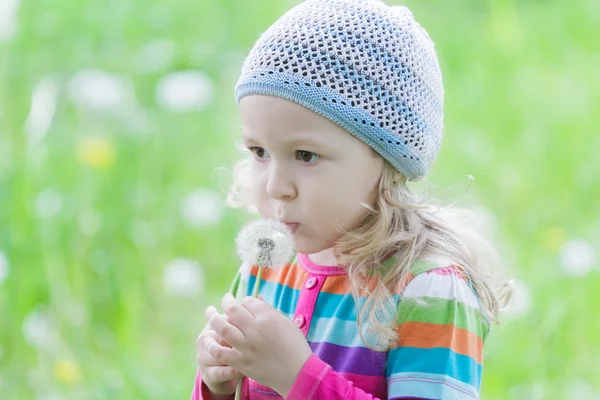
left=294, top=314, right=305, bottom=328
left=305, top=277, right=318, bottom=289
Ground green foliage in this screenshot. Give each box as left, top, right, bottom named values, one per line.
left=1, top=0, right=598, bottom=398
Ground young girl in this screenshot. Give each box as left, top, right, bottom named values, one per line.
left=192, top=0, right=511, bottom=399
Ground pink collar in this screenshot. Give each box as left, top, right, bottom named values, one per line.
left=297, top=253, right=348, bottom=276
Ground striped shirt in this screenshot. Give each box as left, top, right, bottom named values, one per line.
left=192, top=252, right=490, bottom=400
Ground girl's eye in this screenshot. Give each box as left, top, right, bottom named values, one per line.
left=296, top=150, right=319, bottom=163
left=249, top=147, right=270, bottom=159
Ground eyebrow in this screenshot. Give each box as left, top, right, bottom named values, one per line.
left=242, top=134, right=333, bottom=152
left=242, top=135, right=259, bottom=145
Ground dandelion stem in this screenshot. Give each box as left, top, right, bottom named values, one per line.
left=252, top=265, right=264, bottom=298
left=235, top=264, right=264, bottom=400
left=229, top=270, right=241, bottom=298
left=234, top=377, right=243, bottom=400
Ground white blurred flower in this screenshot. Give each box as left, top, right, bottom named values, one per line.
left=67, top=69, right=133, bottom=112
left=155, top=71, right=213, bottom=112
left=180, top=189, right=224, bottom=229
left=0, top=250, right=9, bottom=285
left=163, top=258, right=204, bottom=297
left=78, top=209, right=101, bottom=235
left=24, top=76, right=58, bottom=146
left=503, top=279, right=531, bottom=318
left=35, top=189, right=62, bottom=219
left=136, top=39, right=176, bottom=73
left=236, top=219, right=295, bottom=269
left=23, top=308, right=56, bottom=349
left=0, top=0, right=20, bottom=43
left=565, top=379, right=598, bottom=400
left=559, top=239, right=596, bottom=277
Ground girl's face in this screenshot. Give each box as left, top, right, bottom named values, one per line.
left=240, top=95, right=383, bottom=255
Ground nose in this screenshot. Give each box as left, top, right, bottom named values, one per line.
left=265, top=162, right=297, bottom=201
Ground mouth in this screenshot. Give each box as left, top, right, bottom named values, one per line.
left=281, top=222, right=299, bottom=233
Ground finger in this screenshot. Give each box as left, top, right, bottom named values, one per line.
left=197, top=338, right=221, bottom=368
left=221, top=293, right=255, bottom=331
left=198, top=338, right=237, bottom=369
left=199, top=329, right=233, bottom=350
left=205, top=336, right=241, bottom=366
left=204, top=365, right=243, bottom=383
left=198, top=347, right=220, bottom=367
left=206, top=306, right=246, bottom=347
left=240, top=296, right=271, bottom=318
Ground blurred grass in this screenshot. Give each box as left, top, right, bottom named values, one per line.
left=1, top=0, right=599, bottom=399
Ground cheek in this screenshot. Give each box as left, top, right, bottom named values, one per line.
left=305, top=184, right=366, bottom=232
left=325, top=175, right=379, bottom=225
left=250, top=168, right=267, bottom=206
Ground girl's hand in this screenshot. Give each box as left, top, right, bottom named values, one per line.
left=196, top=319, right=244, bottom=396
left=204, top=293, right=313, bottom=397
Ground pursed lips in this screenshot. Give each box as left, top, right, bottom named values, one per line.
left=281, top=222, right=299, bottom=233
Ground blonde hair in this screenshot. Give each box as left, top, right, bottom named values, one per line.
left=226, top=151, right=513, bottom=351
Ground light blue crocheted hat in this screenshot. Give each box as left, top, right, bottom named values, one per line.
left=235, top=0, right=444, bottom=180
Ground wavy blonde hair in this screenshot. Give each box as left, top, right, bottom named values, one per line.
left=226, top=151, right=513, bottom=351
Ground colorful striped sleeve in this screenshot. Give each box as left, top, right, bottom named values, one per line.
left=386, top=266, right=490, bottom=400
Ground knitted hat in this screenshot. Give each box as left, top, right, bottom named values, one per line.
left=235, top=0, right=444, bottom=180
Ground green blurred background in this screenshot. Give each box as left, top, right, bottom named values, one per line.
left=1, top=0, right=599, bottom=398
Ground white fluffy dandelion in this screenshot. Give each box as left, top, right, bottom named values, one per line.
left=236, top=219, right=294, bottom=271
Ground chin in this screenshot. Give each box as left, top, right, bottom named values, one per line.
left=292, top=235, right=331, bottom=255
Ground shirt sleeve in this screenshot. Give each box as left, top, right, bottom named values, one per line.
left=285, top=353, right=383, bottom=400
left=386, top=266, right=490, bottom=400
left=287, top=265, right=489, bottom=400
